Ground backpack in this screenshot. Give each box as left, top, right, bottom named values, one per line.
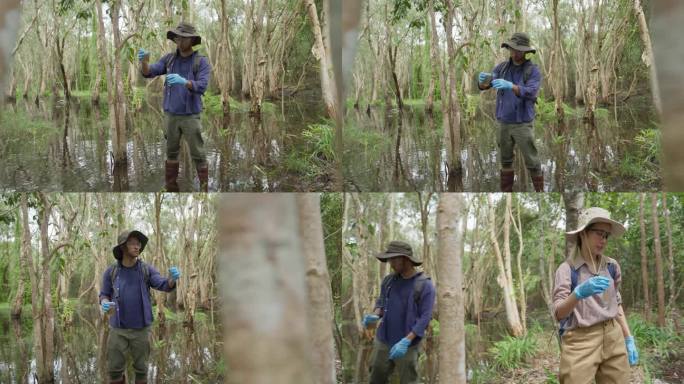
left=558, top=261, right=617, bottom=337
left=109, top=260, right=151, bottom=302
left=493, top=59, right=538, bottom=103
left=377, top=272, right=431, bottom=311
left=165, top=51, right=204, bottom=79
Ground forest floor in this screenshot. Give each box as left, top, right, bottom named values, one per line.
left=495, top=328, right=683, bottom=384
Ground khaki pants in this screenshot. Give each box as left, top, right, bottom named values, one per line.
left=107, top=326, right=151, bottom=381
left=498, top=121, right=541, bottom=172
left=165, top=113, right=207, bottom=166
left=369, top=339, right=420, bottom=384
left=560, top=319, right=630, bottom=384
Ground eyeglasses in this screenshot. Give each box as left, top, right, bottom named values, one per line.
left=588, top=229, right=611, bottom=240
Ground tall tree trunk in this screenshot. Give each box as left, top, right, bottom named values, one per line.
left=487, top=194, right=524, bottom=337
left=510, top=197, right=527, bottom=332
left=296, top=194, right=336, bottom=384
left=639, top=193, right=651, bottom=318
left=428, top=0, right=446, bottom=120
left=562, top=192, right=584, bottom=259
left=0, top=0, right=21, bottom=94
left=436, top=193, right=466, bottom=384
left=11, top=194, right=31, bottom=318
left=652, top=0, right=684, bottom=189
left=662, top=193, right=676, bottom=310
left=218, top=194, right=314, bottom=384
left=305, top=0, right=338, bottom=120
left=633, top=0, right=662, bottom=115
left=34, top=193, right=55, bottom=383
left=549, top=0, right=566, bottom=132
left=443, top=0, right=463, bottom=189
left=650, top=194, right=666, bottom=327
left=154, top=193, right=167, bottom=325
left=108, top=0, right=128, bottom=165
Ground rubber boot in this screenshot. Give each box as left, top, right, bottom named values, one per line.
left=500, top=169, right=514, bottom=192
left=165, top=160, right=179, bottom=192
left=531, top=173, right=544, bottom=192
left=197, top=164, right=209, bottom=192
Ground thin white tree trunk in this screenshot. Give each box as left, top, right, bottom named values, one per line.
left=296, top=194, right=336, bottom=384
left=436, top=193, right=466, bottom=384
left=218, top=194, right=314, bottom=384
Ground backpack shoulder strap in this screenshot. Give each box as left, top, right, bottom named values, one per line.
left=109, top=263, right=120, bottom=299
left=494, top=60, right=509, bottom=78
left=522, top=61, right=535, bottom=83
left=413, top=273, right=431, bottom=306
left=139, top=260, right=151, bottom=287
left=607, top=262, right=616, bottom=280
left=378, top=273, right=397, bottom=310
left=568, top=261, right=579, bottom=292
left=165, top=52, right=177, bottom=74
left=193, top=53, right=204, bottom=77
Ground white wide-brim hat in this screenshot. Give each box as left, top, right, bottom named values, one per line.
left=565, top=207, right=625, bottom=241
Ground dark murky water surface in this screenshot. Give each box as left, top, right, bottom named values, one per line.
left=0, top=305, right=222, bottom=383
left=344, top=99, right=661, bottom=192
left=0, top=94, right=328, bottom=192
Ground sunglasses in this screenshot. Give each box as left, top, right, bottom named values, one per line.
left=588, top=229, right=611, bottom=240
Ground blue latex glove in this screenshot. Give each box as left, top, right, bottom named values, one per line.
left=137, top=48, right=149, bottom=62
left=574, top=276, right=611, bottom=300
left=492, top=78, right=514, bottom=91
left=169, top=267, right=181, bottom=281
left=101, top=301, right=115, bottom=313
left=388, top=337, right=411, bottom=360
left=166, top=74, right=188, bottom=87
left=625, top=336, right=639, bottom=366
left=478, top=72, right=492, bottom=83
left=362, top=314, right=380, bottom=328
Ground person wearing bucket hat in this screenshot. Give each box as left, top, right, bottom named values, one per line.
left=99, top=230, right=181, bottom=384
left=362, top=241, right=435, bottom=384
left=139, top=22, right=212, bottom=192
left=478, top=32, right=544, bottom=192
left=552, top=208, right=638, bottom=383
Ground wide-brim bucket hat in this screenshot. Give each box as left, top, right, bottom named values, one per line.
left=376, top=240, right=422, bottom=266
left=565, top=207, right=625, bottom=242
left=167, top=22, right=202, bottom=46
left=501, top=32, right=536, bottom=54
left=112, top=230, right=149, bottom=260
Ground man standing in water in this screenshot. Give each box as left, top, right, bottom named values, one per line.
left=99, top=230, right=181, bottom=384
left=139, top=22, right=212, bottom=192
left=362, top=241, right=436, bottom=384
left=478, top=32, right=543, bottom=192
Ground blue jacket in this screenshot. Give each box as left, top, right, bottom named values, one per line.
left=143, top=49, right=212, bottom=115
left=490, top=59, right=542, bottom=123
left=99, top=260, right=175, bottom=329
left=374, top=272, right=436, bottom=347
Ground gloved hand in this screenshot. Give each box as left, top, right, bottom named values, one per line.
left=101, top=301, right=115, bottom=313
left=362, top=314, right=380, bottom=328
left=388, top=337, right=411, bottom=360
left=137, top=48, right=149, bottom=62
left=492, top=78, right=514, bottom=91
left=478, top=72, right=492, bottom=83
left=166, top=74, right=188, bottom=87
left=625, top=336, right=639, bottom=366
left=574, top=275, right=611, bottom=300
left=169, top=266, right=181, bottom=281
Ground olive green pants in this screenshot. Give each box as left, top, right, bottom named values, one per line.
left=369, top=339, right=420, bottom=384
left=498, top=121, right=541, bottom=172
left=107, top=326, right=151, bottom=381
left=560, top=319, right=630, bottom=384
left=165, top=113, right=207, bottom=166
